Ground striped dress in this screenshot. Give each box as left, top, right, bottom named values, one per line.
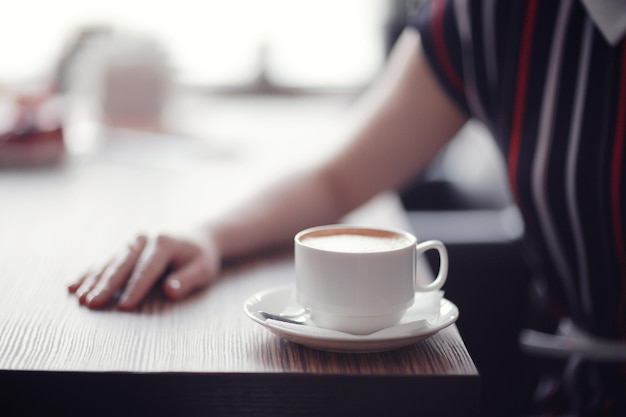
left=410, top=0, right=626, bottom=415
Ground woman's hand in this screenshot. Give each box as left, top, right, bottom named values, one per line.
left=68, top=232, right=220, bottom=310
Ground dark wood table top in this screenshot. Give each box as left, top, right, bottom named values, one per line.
left=0, top=102, right=479, bottom=416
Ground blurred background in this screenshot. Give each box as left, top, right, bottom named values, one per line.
left=0, top=0, right=408, bottom=166
left=0, top=0, right=390, bottom=91
left=0, top=1, right=537, bottom=416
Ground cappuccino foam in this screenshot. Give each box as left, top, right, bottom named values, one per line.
left=301, top=231, right=411, bottom=253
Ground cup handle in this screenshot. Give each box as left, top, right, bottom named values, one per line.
left=414, top=240, right=448, bottom=292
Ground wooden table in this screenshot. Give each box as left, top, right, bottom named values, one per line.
left=0, top=96, right=479, bottom=416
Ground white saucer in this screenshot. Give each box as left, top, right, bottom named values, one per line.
left=244, top=285, right=459, bottom=353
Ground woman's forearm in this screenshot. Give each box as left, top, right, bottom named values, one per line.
left=202, top=167, right=348, bottom=262
left=205, top=28, right=468, bottom=264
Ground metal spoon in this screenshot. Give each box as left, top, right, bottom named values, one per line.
left=252, top=310, right=308, bottom=325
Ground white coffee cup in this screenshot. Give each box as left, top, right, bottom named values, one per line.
left=294, top=225, right=448, bottom=335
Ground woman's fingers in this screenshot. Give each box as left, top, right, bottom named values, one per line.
left=75, top=269, right=104, bottom=304
left=117, top=235, right=179, bottom=311
left=163, top=257, right=215, bottom=300
left=83, top=235, right=148, bottom=309
left=68, top=273, right=88, bottom=293
left=70, top=233, right=218, bottom=310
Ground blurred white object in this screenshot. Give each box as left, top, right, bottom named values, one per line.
left=520, top=319, right=626, bottom=361
left=68, top=30, right=173, bottom=132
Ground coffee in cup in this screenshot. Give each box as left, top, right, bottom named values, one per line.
left=295, top=225, right=448, bottom=335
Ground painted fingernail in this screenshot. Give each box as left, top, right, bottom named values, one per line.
left=85, top=291, right=100, bottom=305
left=77, top=290, right=89, bottom=303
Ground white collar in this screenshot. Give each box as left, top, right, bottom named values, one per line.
left=580, top=0, right=626, bottom=45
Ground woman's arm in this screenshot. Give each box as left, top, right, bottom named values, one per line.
left=210, top=27, right=468, bottom=260
left=69, top=27, right=468, bottom=310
